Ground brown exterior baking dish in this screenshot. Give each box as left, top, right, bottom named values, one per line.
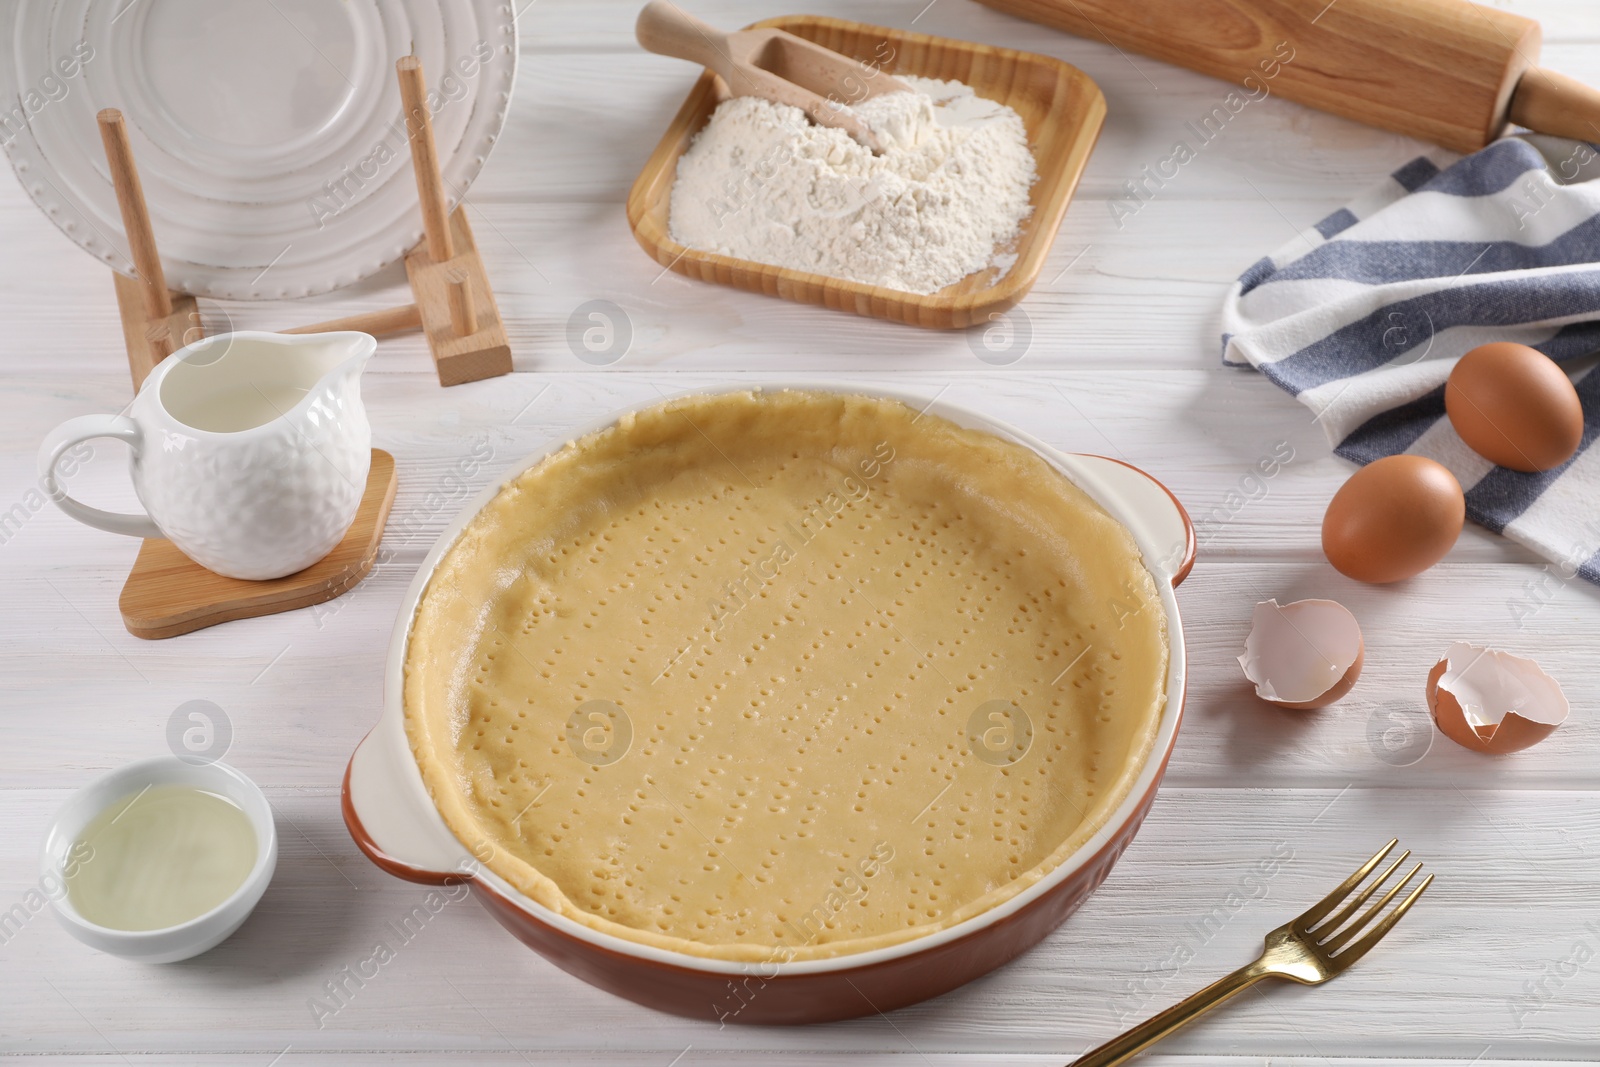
left=344, top=384, right=1193, bottom=1023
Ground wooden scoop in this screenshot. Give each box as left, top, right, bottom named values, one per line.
left=636, top=1, right=913, bottom=151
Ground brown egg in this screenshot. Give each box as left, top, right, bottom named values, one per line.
left=1445, top=342, right=1583, bottom=472
left=1322, top=455, right=1464, bottom=583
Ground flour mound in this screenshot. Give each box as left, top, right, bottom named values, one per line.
left=667, top=77, right=1037, bottom=296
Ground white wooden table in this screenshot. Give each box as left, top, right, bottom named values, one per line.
left=4, top=2, right=1599, bottom=1063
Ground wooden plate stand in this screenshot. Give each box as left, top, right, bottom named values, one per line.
left=99, top=58, right=503, bottom=638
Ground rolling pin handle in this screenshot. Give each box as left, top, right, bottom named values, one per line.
left=1508, top=67, right=1600, bottom=144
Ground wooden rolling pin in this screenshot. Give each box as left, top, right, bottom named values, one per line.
left=970, top=0, right=1600, bottom=152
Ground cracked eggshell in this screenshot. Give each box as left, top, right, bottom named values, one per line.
left=1239, top=599, right=1365, bottom=710
left=1426, top=642, right=1568, bottom=754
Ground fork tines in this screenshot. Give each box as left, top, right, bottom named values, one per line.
left=1298, top=838, right=1434, bottom=966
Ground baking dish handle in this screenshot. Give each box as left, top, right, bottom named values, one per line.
left=343, top=724, right=473, bottom=887
left=1063, top=454, right=1195, bottom=587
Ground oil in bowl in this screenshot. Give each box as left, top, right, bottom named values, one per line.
left=67, top=784, right=258, bottom=931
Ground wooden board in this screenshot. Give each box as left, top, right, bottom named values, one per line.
left=625, top=14, right=1106, bottom=330
left=117, top=450, right=398, bottom=639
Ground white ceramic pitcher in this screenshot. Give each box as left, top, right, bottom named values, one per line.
left=38, top=331, right=375, bottom=580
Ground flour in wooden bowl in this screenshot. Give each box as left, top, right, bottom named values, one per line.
left=667, top=77, right=1037, bottom=295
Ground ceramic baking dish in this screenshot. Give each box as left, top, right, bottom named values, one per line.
left=343, top=384, right=1193, bottom=1023
left=625, top=16, right=1106, bottom=329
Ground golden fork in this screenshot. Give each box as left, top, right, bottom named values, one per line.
left=1074, top=839, right=1433, bottom=1066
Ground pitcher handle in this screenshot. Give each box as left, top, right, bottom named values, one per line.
left=38, top=415, right=163, bottom=540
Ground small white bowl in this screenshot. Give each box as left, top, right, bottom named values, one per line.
left=41, top=756, right=277, bottom=963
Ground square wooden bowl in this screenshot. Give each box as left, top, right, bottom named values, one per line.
left=625, top=15, right=1106, bottom=330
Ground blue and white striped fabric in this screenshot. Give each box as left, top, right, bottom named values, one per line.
left=1222, top=135, right=1600, bottom=586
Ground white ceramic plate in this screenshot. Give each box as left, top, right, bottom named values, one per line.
left=2, top=0, right=517, bottom=299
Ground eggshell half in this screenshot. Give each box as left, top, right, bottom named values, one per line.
left=1425, top=641, right=1568, bottom=754
left=1239, top=599, right=1365, bottom=710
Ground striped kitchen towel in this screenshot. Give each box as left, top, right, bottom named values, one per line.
left=1221, top=134, right=1600, bottom=586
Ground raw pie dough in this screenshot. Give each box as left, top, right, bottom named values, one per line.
left=405, top=390, right=1168, bottom=961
